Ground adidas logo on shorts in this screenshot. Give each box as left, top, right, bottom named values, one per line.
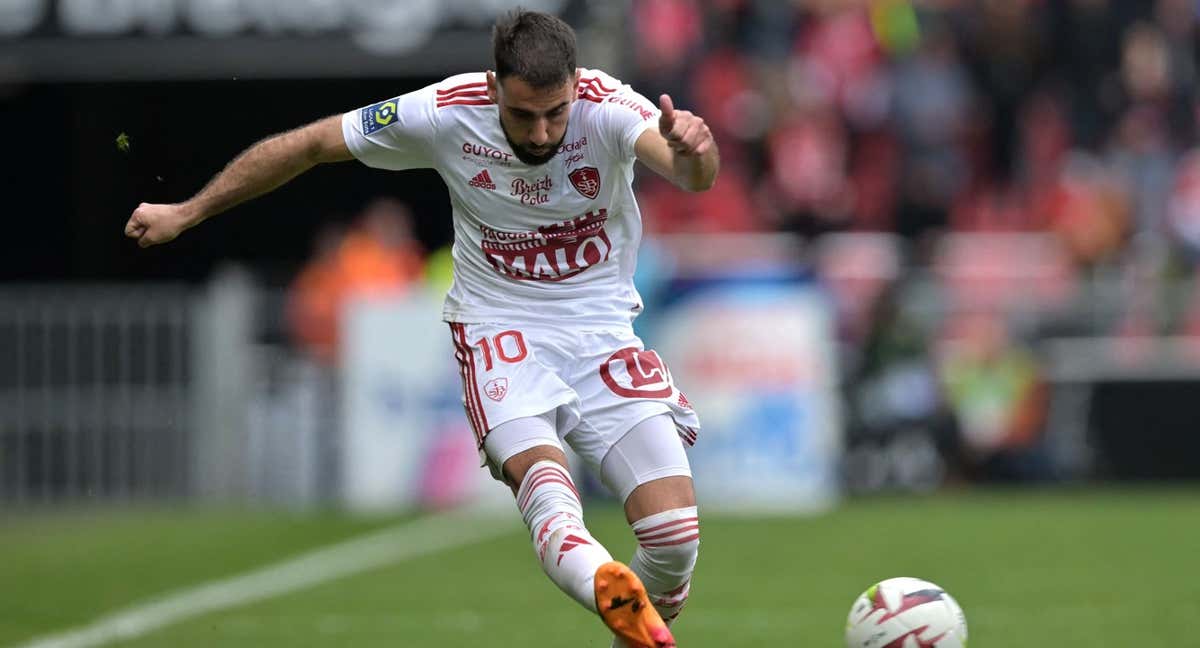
left=469, top=169, right=497, bottom=190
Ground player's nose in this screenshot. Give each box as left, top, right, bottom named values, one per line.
left=529, top=119, right=550, bottom=146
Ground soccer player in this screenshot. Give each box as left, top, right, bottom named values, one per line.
left=124, top=10, right=717, bottom=648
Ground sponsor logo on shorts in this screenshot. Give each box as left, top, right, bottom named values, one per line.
left=484, top=377, right=508, bottom=402
left=361, top=98, right=399, bottom=135
left=600, top=348, right=673, bottom=398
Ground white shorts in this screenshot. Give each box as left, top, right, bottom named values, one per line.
left=447, top=321, right=700, bottom=477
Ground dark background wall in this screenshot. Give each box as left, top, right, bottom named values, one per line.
left=1, top=78, right=454, bottom=284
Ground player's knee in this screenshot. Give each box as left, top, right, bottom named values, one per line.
left=638, top=529, right=699, bottom=580
left=504, top=444, right=569, bottom=489
left=632, top=506, right=700, bottom=586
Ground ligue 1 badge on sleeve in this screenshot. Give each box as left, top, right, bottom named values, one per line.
left=362, top=98, right=399, bottom=135
left=568, top=166, right=601, bottom=199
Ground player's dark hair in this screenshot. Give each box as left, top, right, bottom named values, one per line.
left=492, top=9, right=577, bottom=88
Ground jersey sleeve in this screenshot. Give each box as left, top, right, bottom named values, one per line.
left=341, top=84, right=438, bottom=170
left=593, top=84, right=660, bottom=162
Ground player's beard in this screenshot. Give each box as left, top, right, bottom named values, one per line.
left=502, top=124, right=565, bottom=166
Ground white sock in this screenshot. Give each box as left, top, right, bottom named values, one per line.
left=516, top=460, right=613, bottom=613
left=610, top=506, right=700, bottom=648
left=629, top=506, right=699, bottom=624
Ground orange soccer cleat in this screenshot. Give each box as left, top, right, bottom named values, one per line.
left=594, top=561, right=676, bottom=648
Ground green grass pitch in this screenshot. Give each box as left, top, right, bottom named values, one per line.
left=2, top=488, right=1198, bottom=647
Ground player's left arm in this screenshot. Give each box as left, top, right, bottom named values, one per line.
left=634, top=94, right=719, bottom=192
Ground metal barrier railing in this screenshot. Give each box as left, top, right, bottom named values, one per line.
left=0, top=285, right=194, bottom=503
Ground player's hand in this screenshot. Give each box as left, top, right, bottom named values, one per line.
left=658, top=94, right=714, bottom=157
left=124, top=202, right=193, bottom=248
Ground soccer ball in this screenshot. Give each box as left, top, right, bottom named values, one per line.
left=844, top=577, right=968, bottom=648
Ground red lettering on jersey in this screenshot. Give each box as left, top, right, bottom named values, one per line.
left=510, top=175, right=553, bottom=206
left=557, top=136, right=588, bottom=154
left=569, top=167, right=601, bottom=199
left=479, top=210, right=612, bottom=281
left=606, top=95, right=655, bottom=121
left=462, top=142, right=513, bottom=163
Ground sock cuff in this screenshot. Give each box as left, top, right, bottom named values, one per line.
left=632, top=506, right=700, bottom=548
left=516, top=460, right=579, bottom=514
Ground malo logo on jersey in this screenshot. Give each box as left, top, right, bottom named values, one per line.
left=569, top=167, right=601, bottom=199
left=479, top=209, right=612, bottom=281
left=600, top=348, right=674, bottom=398
left=469, top=169, right=497, bottom=190
left=361, top=98, right=399, bottom=135
left=483, top=378, right=508, bottom=402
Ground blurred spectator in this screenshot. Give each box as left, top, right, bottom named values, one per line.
left=638, top=168, right=759, bottom=232
left=1041, top=152, right=1130, bottom=267
left=1048, top=0, right=1125, bottom=150
left=961, top=0, right=1046, bottom=183
left=286, top=222, right=346, bottom=363
left=1107, top=22, right=1181, bottom=236
left=763, top=99, right=854, bottom=235
left=631, top=0, right=703, bottom=99
left=1168, top=149, right=1200, bottom=260
left=287, top=197, right=425, bottom=363
left=938, top=311, right=1052, bottom=482
left=890, top=16, right=971, bottom=238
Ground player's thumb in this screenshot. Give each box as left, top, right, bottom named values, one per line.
left=124, top=217, right=143, bottom=238
left=658, top=94, right=675, bottom=133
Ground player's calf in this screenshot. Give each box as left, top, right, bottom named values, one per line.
left=515, top=459, right=614, bottom=612
left=629, top=506, right=699, bottom=624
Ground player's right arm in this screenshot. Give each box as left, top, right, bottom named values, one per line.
left=125, top=82, right=439, bottom=248
left=124, top=115, right=352, bottom=248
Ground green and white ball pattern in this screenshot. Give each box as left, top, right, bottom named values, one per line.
left=845, top=577, right=968, bottom=648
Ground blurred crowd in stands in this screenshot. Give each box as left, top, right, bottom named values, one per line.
left=630, top=0, right=1199, bottom=247
left=286, top=0, right=1200, bottom=488
left=628, top=0, right=1200, bottom=487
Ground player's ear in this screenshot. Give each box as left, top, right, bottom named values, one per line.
left=486, top=70, right=499, bottom=104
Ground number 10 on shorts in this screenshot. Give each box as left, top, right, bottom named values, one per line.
left=474, top=330, right=528, bottom=371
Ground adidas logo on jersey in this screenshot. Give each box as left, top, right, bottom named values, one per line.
left=469, top=169, right=497, bottom=190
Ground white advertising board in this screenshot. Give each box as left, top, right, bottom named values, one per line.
left=340, top=290, right=509, bottom=512
left=654, top=285, right=842, bottom=514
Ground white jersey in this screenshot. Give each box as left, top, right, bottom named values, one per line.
left=341, top=68, right=660, bottom=328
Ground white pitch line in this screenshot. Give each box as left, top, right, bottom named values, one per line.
left=12, top=507, right=520, bottom=648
